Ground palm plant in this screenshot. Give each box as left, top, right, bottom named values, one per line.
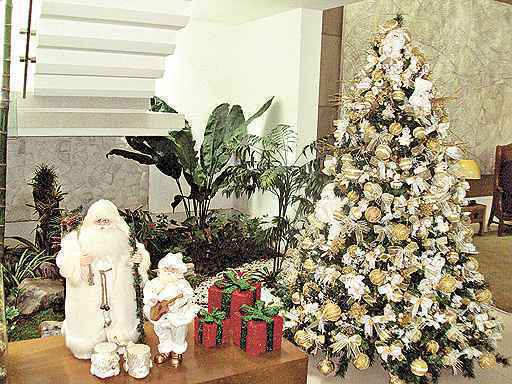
left=28, top=164, right=65, bottom=255
left=107, top=97, right=274, bottom=229
left=222, top=125, right=332, bottom=272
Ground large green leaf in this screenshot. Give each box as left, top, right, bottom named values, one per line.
left=169, top=128, right=199, bottom=183
left=200, top=103, right=231, bottom=176
left=245, top=97, right=274, bottom=127
left=106, top=149, right=156, bottom=165
left=143, top=137, right=183, bottom=180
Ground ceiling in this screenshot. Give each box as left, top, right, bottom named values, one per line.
left=190, top=0, right=360, bottom=24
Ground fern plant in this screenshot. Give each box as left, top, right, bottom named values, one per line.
left=222, top=125, right=333, bottom=272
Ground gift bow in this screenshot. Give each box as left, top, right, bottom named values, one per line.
left=408, top=295, right=433, bottom=318
left=215, top=270, right=253, bottom=293
left=331, top=333, right=362, bottom=357
left=240, top=300, right=280, bottom=323
left=199, top=309, right=226, bottom=325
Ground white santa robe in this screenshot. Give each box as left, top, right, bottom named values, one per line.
left=57, top=230, right=150, bottom=359
left=143, top=274, right=197, bottom=355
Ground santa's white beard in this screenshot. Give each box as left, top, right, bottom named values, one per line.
left=79, top=225, right=131, bottom=264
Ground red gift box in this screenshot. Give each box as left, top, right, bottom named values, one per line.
left=194, top=312, right=231, bottom=348
left=208, top=271, right=261, bottom=317
left=232, top=303, right=283, bottom=357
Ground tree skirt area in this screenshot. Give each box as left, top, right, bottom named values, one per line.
left=307, top=311, right=512, bottom=384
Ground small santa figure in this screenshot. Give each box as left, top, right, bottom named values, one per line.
left=143, top=252, right=198, bottom=366
left=56, top=200, right=151, bottom=359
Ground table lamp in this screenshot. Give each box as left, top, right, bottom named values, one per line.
left=457, top=159, right=481, bottom=205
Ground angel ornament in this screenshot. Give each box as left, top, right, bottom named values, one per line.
left=409, top=77, right=433, bottom=115
left=381, top=28, right=407, bottom=59
left=143, top=253, right=199, bottom=367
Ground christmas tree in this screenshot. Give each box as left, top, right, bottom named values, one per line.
left=283, top=16, right=506, bottom=384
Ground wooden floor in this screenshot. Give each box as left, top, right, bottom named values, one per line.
left=7, top=323, right=308, bottom=384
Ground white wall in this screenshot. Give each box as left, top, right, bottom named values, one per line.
left=154, top=8, right=322, bottom=217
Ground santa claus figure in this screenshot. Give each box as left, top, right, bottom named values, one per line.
left=56, top=200, right=151, bottom=359
left=143, top=252, right=198, bottom=366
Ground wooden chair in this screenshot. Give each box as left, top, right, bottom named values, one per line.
left=488, top=143, right=512, bottom=236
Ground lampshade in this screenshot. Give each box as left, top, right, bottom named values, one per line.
left=457, top=160, right=481, bottom=180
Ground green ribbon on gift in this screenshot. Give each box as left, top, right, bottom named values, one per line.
left=214, top=270, right=256, bottom=316
left=198, top=309, right=226, bottom=345
left=239, top=301, right=280, bottom=352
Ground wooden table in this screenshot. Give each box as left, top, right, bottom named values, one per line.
left=464, top=203, right=486, bottom=235
left=7, top=323, right=308, bottom=384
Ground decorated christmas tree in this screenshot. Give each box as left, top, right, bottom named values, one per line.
left=282, top=16, right=506, bottom=384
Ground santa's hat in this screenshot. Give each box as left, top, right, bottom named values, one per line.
left=158, top=252, right=187, bottom=274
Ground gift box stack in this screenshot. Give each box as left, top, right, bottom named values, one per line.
left=194, top=270, right=283, bottom=356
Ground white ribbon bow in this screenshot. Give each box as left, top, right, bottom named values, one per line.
left=331, top=333, right=362, bottom=357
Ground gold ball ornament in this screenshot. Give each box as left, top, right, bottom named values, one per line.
left=413, top=127, right=427, bottom=140
left=437, top=275, right=458, bottom=294
left=347, top=190, right=360, bottom=204
left=479, top=353, right=497, bottom=369
left=294, top=330, right=313, bottom=350
left=410, top=329, right=422, bottom=343
left=291, top=292, right=301, bottom=305
left=399, top=158, right=413, bottom=171
left=322, top=302, right=342, bottom=322
left=426, top=340, right=440, bottom=354
left=364, top=182, right=383, bottom=201
left=391, top=224, right=410, bottom=242
left=389, top=122, right=403, bottom=136
left=369, top=269, right=386, bottom=286
left=317, top=358, right=336, bottom=376
left=427, top=138, right=442, bottom=153
left=389, top=375, right=406, bottom=384
left=475, top=288, right=493, bottom=304
left=365, top=206, right=382, bottom=223
left=372, top=69, right=384, bottom=81
left=375, top=144, right=392, bottom=161
left=447, top=251, right=459, bottom=265
left=411, top=358, right=429, bottom=377
left=392, top=90, right=406, bottom=102
left=465, top=257, right=479, bottom=271
left=303, top=259, right=316, bottom=273
left=350, top=206, right=363, bottom=220
left=353, top=353, right=370, bottom=370
left=342, top=266, right=355, bottom=274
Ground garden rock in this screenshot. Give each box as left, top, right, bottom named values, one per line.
left=40, top=321, right=63, bottom=338
left=18, top=278, right=65, bottom=315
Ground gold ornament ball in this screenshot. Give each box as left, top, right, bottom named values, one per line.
left=317, top=358, right=336, bottom=376
left=322, top=302, right=342, bottom=322
left=294, top=330, right=313, bottom=350
left=392, top=224, right=410, bottom=242
left=372, top=69, right=384, bottom=81
left=413, top=127, right=427, bottom=140
left=364, top=182, right=383, bottom=201
left=365, top=207, right=382, bottom=223
left=375, top=144, right=392, bottom=161
left=350, top=206, right=363, bottom=220
left=389, top=375, right=406, bottom=384
left=411, top=358, right=429, bottom=377
left=475, top=289, right=493, bottom=304
left=465, top=257, right=479, bottom=271
left=369, top=269, right=386, bottom=286
left=479, top=353, right=497, bottom=369
left=447, top=251, right=459, bottom=264
left=342, top=266, right=355, bottom=274
left=303, top=258, right=316, bottom=273
left=426, top=340, right=439, bottom=354
left=353, top=353, right=370, bottom=370
left=411, top=329, right=422, bottom=343
left=437, top=275, right=458, bottom=294
left=291, top=292, right=301, bottom=305
left=389, top=122, right=403, bottom=136
left=392, top=90, right=406, bottom=102
left=399, top=158, right=413, bottom=171
left=347, top=190, right=360, bottom=204
left=427, top=139, right=442, bottom=152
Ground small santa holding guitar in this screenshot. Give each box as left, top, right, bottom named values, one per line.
left=143, top=252, right=199, bottom=366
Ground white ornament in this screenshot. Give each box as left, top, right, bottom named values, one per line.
left=409, top=78, right=433, bottom=114
left=382, top=29, right=407, bottom=59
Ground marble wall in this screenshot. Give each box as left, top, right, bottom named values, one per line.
left=6, top=136, right=149, bottom=238
left=343, top=0, right=512, bottom=174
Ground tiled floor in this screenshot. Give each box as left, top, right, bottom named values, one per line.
left=307, top=312, right=512, bottom=384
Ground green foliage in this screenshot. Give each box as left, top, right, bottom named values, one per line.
left=222, top=125, right=333, bottom=271
left=107, top=96, right=273, bottom=229
left=1, top=249, right=54, bottom=295
left=7, top=308, right=64, bottom=342
left=28, top=164, right=65, bottom=255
